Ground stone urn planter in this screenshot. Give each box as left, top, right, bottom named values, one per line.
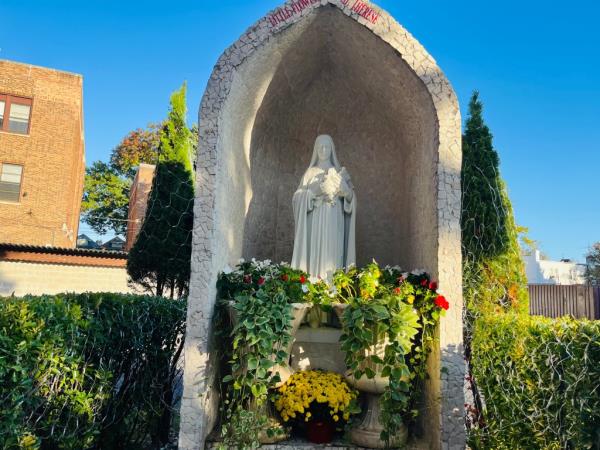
left=272, top=302, right=310, bottom=385
left=332, top=303, right=408, bottom=449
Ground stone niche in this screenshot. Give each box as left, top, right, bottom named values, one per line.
left=179, top=1, right=464, bottom=449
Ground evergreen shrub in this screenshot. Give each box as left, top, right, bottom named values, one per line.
left=470, top=313, right=600, bottom=450
left=0, top=293, right=186, bottom=450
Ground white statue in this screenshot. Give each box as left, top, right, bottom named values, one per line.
left=291, top=135, right=356, bottom=279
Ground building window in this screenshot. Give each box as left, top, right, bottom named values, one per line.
left=0, top=95, right=32, bottom=135
left=0, top=163, right=23, bottom=203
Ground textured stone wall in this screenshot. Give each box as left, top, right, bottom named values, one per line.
left=180, top=1, right=464, bottom=449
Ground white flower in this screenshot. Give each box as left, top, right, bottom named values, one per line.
left=411, top=269, right=425, bottom=276
left=309, top=276, right=319, bottom=284
left=328, top=285, right=338, bottom=297
left=238, top=258, right=245, bottom=264
left=301, top=284, right=309, bottom=293
left=222, top=265, right=233, bottom=274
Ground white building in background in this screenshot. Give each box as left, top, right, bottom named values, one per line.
left=524, top=250, right=587, bottom=285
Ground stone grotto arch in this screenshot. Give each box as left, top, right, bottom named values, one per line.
left=179, top=1, right=464, bottom=449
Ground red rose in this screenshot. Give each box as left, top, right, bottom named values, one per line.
left=394, top=287, right=401, bottom=294
left=300, top=275, right=307, bottom=284
left=429, top=281, right=438, bottom=290
left=258, top=277, right=266, bottom=286
left=281, top=274, right=289, bottom=282
left=420, top=279, right=428, bottom=287
left=243, top=274, right=251, bottom=284
left=434, top=295, right=449, bottom=310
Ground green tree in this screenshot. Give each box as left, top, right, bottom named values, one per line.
left=461, top=91, right=528, bottom=314
left=81, top=161, right=131, bottom=235
left=461, top=92, right=529, bottom=440
left=81, top=122, right=198, bottom=237
left=127, top=83, right=194, bottom=298
left=584, top=242, right=600, bottom=285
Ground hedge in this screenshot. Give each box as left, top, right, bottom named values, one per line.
left=0, top=293, right=186, bottom=450
left=470, top=313, right=600, bottom=449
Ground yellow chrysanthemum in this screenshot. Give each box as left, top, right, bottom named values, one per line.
left=275, top=370, right=358, bottom=423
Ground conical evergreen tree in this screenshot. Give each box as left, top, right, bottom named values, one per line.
left=461, top=91, right=529, bottom=438
left=127, top=83, right=194, bottom=298
left=461, top=91, right=528, bottom=313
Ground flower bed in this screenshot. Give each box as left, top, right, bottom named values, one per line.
left=216, top=260, right=449, bottom=449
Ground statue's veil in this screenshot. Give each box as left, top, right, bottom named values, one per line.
left=308, top=134, right=341, bottom=170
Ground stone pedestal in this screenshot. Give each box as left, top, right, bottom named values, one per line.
left=350, top=393, right=408, bottom=449
left=291, top=327, right=346, bottom=374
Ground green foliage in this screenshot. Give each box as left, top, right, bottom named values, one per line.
left=461, top=91, right=528, bottom=313
left=470, top=313, right=600, bottom=450
left=0, top=293, right=186, bottom=450
left=584, top=242, right=600, bottom=285
left=82, top=161, right=131, bottom=235
left=335, top=264, right=446, bottom=443
left=217, top=270, right=298, bottom=449
left=127, top=83, right=195, bottom=298
left=82, top=109, right=198, bottom=237
left=157, top=83, right=193, bottom=173
left=462, top=91, right=530, bottom=443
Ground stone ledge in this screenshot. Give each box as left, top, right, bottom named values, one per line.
left=206, top=436, right=424, bottom=449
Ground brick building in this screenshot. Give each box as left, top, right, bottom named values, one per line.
left=0, top=59, right=85, bottom=247
left=125, top=163, right=155, bottom=251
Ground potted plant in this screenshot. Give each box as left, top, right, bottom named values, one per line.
left=217, top=260, right=311, bottom=446
left=332, top=263, right=448, bottom=448
left=274, top=370, right=360, bottom=444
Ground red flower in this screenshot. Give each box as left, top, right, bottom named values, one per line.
left=429, top=281, right=438, bottom=290
left=281, top=274, right=289, bottom=282
left=258, top=277, right=266, bottom=286
left=420, top=279, right=428, bottom=287
left=434, top=295, right=449, bottom=310
left=394, top=287, right=401, bottom=294
left=243, top=274, right=251, bottom=284
left=300, top=275, right=307, bottom=284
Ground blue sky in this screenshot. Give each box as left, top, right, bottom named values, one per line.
left=1, top=0, right=598, bottom=261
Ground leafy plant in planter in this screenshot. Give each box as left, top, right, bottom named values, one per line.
left=334, top=263, right=449, bottom=447
left=216, top=260, right=311, bottom=449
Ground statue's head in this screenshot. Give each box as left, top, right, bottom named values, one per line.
left=314, top=134, right=335, bottom=164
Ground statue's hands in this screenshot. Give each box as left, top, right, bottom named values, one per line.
left=308, top=179, right=322, bottom=197
left=339, top=178, right=353, bottom=200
